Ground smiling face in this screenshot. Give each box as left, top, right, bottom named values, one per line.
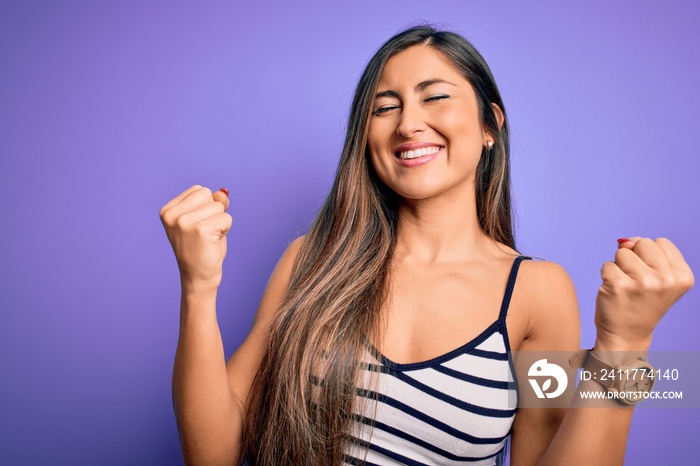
left=368, top=45, right=491, bottom=202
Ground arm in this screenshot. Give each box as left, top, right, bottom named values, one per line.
left=161, top=185, right=303, bottom=465
left=510, top=260, right=580, bottom=466
left=511, top=238, right=694, bottom=466
left=174, top=237, right=302, bottom=466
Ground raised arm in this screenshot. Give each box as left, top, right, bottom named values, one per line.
left=160, top=185, right=302, bottom=465
left=511, top=238, right=693, bottom=466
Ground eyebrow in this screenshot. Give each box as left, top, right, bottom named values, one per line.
left=375, top=78, right=457, bottom=99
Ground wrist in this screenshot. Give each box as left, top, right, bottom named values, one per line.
left=180, top=282, right=219, bottom=312
left=179, top=286, right=219, bottom=328
left=594, top=333, right=652, bottom=353
left=180, top=275, right=221, bottom=297
left=592, top=339, right=650, bottom=367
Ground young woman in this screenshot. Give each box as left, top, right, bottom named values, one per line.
left=160, top=26, right=693, bottom=465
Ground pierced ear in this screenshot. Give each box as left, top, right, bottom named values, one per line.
left=491, top=103, right=505, bottom=130
left=483, top=103, right=505, bottom=145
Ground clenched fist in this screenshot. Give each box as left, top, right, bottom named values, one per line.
left=160, top=185, right=233, bottom=293
left=595, top=237, right=694, bottom=351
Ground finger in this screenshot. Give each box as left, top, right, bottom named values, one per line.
left=614, top=247, right=653, bottom=279
left=160, top=185, right=202, bottom=217
left=617, top=236, right=641, bottom=250
left=655, top=238, right=695, bottom=290
left=654, top=238, right=688, bottom=270
left=203, top=212, right=233, bottom=236
left=631, top=237, right=671, bottom=271
left=178, top=201, right=226, bottom=225
left=167, top=186, right=215, bottom=218
left=600, top=260, right=633, bottom=287
left=212, top=187, right=230, bottom=212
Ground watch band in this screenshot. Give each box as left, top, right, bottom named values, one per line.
left=568, top=348, right=655, bottom=405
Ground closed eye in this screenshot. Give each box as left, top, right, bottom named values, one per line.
left=372, top=94, right=449, bottom=115
left=372, top=105, right=400, bottom=115
left=425, top=94, right=449, bottom=102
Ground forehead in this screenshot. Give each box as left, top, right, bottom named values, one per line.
left=377, top=45, right=468, bottom=89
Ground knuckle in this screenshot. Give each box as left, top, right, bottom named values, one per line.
left=612, top=277, right=631, bottom=292
left=194, top=221, right=209, bottom=235
left=680, top=270, right=695, bottom=290
left=639, top=274, right=661, bottom=291
left=658, top=272, right=677, bottom=289
left=600, top=261, right=614, bottom=275
left=636, top=237, right=653, bottom=248
left=161, top=209, right=175, bottom=226
left=174, top=215, right=190, bottom=231
left=614, top=248, right=628, bottom=261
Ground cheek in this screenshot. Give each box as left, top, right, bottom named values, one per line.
left=440, top=106, right=480, bottom=135
left=367, top=120, right=388, bottom=150
left=368, top=149, right=390, bottom=185
left=367, top=124, right=392, bottom=171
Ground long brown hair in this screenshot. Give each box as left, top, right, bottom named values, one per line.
left=243, top=25, right=515, bottom=465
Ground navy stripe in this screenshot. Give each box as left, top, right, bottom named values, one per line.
left=349, top=435, right=432, bottom=466
left=352, top=414, right=506, bottom=462
left=498, top=256, right=530, bottom=321
left=433, top=364, right=516, bottom=390
left=468, top=348, right=509, bottom=361
left=379, top=367, right=516, bottom=418
left=356, top=388, right=512, bottom=444
left=343, top=453, right=382, bottom=466
left=347, top=256, right=526, bottom=464
left=365, top=321, right=502, bottom=371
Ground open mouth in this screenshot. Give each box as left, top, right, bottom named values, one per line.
left=395, top=145, right=444, bottom=160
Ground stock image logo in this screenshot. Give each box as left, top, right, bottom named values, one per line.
left=528, top=359, right=568, bottom=399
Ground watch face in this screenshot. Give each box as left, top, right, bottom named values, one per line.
left=621, top=371, right=654, bottom=392
left=619, top=362, right=655, bottom=404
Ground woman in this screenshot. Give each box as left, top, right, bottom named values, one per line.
left=160, top=26, right=693, bottom=465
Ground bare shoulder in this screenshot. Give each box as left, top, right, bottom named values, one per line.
left=516, top=258, right=581, bottom=351
left=517, top=259, right=575, bottom=294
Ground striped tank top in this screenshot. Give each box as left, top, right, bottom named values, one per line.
left=345, top=256, right=530, bottom=466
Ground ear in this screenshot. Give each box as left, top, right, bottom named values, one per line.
left=492, top=103, right=505, bottom=130
left=483, top=103, right=505, bottom=145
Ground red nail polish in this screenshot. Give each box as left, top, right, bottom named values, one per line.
left=617, top=238, right=630, bottom=244
left=219, top=187, right=229, bottom=198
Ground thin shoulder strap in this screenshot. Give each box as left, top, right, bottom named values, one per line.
left=498, top=255, right=531, bottom=322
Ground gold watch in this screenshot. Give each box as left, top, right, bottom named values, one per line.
left=569, top=349, right=655, bottom=405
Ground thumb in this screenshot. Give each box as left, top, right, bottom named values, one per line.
left=212, top=187, right=230, bottom=212
left=617, top=236, right=642, bottom=250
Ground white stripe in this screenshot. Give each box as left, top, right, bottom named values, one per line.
left=351, top=330, right=514, bottom=465
left=474, top=331, right=508, bottom=353
left=351, top=417, right=504, bottom=465
left=353, top=389, right=512, bottom=451
left=441, top=353, right=514, bottom=382
left=407, top=367, right=517, bottom=411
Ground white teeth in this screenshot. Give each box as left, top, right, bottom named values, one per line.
left=397, top=146, right=442, bottom=159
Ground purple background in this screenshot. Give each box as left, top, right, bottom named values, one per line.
left=1, top=1, right=698, bottom=464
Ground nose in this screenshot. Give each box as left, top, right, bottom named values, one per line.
left=396, top=102, right=426, bottom=138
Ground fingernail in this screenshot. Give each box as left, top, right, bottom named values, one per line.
left=219, top=187, right=229, bottom=198
left=617, top=238, right=631, bottom=244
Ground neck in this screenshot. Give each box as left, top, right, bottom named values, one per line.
left=394, top=185, right=498, bottom=263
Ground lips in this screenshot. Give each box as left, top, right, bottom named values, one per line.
left=396, top=145, right=443, bottom=160
left=394, top=142, right=444, bottom=157
left=392, top=142, right=444, bottom=167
